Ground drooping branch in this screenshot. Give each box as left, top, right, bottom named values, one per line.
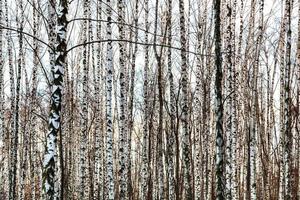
left=67, top=39, right=209, bottom=56
left=0, top=25, right=53, bottom=50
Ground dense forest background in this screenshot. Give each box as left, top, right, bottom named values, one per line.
left=0, top=0, right=299, bottom=199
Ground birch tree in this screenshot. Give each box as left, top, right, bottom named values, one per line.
left=140, top=0, right=150, bottom=198
left=9, top=0, right=24, bottom=199
left=283, top=0, right=292, bottom=199
left=79, top=0, right=89, bottom=199
left=94, top=0, right=103, bottom=198
left=117, top=0, right=129, bottom=198
left=214, top=0, right=225, bottom=199
left=224, top=0, right=233, bottom=198
left=167, top=0, right=176, bottom=198
left=30, top=1, right=40, bottom=199
left=7, top=0, right=16, bottom=196
left=105, top=0, right=115, bottom=197
left=42, top=0, right=67, bottom=198
left=179, top=0, right=192, bottom=199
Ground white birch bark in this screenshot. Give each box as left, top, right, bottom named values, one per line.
left=231, top=1, right=238, bottom=199
left=117, top=0, right=128, bottom=198
left=167, top=0, right=175, bottom=198
left=140, top=0, right=149, bottom=197
left=224, top=1, right=233, bottom=199
left=249, top=1, right=264, bottom=199
left=42, top=0, right=67, bottom=199
left=94, top=0, right=103, bottom=199
left=283, top=0, right=292, bottom=199
left=10, top=1, right=24, bottom=198
left=153, top=0, right=164, bottom=199
left=7, top=0, right=16, bottom=196
left=179, top=0, right=192, bottom=198
left=106, top=0, right=115, bottom=197
left=279, top=3, right=288, bottom=199
left=79, top=0, right=89, bottom=199
left=30, top=1, right=40, bottom=199
left=194, top=5, right=205, bottom=197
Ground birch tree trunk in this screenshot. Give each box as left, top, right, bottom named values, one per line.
left=9, top=0, right=24, bottom=198
left=79, top=0, right=89, bottom=199
left=30, top=1, right=40, bottom=199
left=167, top=0, right=176, bottom=198
left=106, top=0, right=115, bottom=197
left=224, top=0, right=233, bottom=198
left=94, top=0, right=103, bottom=199
left=248, top=1, right=263, bottom=199
left=117, top=0, right=128, bottom=198
left=6, top=0, right=16, bottom=196
left=140, top=0, right=149, bottom=197
left=179, top=0, right=192, bottom=198
left=42, top=0, right=67, bottom=198
left=194, top=3, right=205, bottom=197
left=283, top=0, right=292, bottom=199
left=214, top=0, right=225, bottom=199
left=153, top=0, right=165, bottom=198
left=231, top=1, right=238, bottom=199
